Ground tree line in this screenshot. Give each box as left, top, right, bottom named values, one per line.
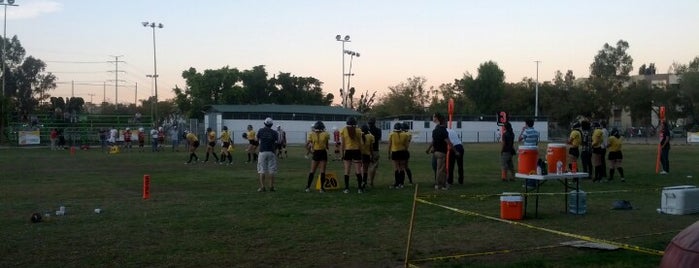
left=3, top=37, right=699, bottom=136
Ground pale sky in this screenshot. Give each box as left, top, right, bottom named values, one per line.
left=9, top=0, right=699, bottom=105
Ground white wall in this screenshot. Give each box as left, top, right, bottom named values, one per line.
left=205, top=114, right=549, bottom=144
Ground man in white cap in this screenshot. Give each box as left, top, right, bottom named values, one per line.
left=257, top=117, right=279, bottom=192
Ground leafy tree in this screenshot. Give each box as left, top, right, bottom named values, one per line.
left=621, top=80, right=657, bottom=126
left=638, top=64, right=647, bottom=75
left=371, top=76, right=431, bottom=117
left=175, top=65, right=332, bottom=119
left=461, top=61, right=505, bottom=115
left=587, top=40, right=633, bottom=119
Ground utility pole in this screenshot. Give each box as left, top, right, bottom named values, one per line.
left=102, top=82, right=106, bottom=103
left=108, top=55, right=125, bottom=105
left=534, top=60, right=541, bottom=120
left=87, top=93, right=95, bottom=104
left=134, top=82, right=137, bottom=105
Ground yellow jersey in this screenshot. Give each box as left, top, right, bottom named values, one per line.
left=388, top=131, right=409, bottom=152
left=360, top=133, right=375, bottom=155
left=207, top=131, right=216, bottom=142
left=340, top=126, right=362, bottom=150
left=247, top=130, right=256, bottom=141
left=220, top=131, right=231, bottom=143
left=592, top=129, right=603, bottom=148
left=608, top=136, right=622, bottom=152
left=186, top=133, right=198, bottom=143
left=308, top=131, right=330, bottom=151
left=568, top=130, right=581, bottom=148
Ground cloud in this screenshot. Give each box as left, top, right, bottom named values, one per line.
left=7, top=0, right=62, bottom=20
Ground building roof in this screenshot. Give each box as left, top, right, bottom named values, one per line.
left=205, top=104, right=361, bottom=116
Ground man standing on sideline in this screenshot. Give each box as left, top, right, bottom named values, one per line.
left=170, top=125, right=181, bottom=152
left=659, top=121, right=671, bottom=174
left=427, top=113, right=452, bottom=190
left=257, top=117, right=279, bottom=192
left=150, top=127, right=159, bottom=152
left=367, top=118, right=382, bottom=187
left=446, top=128, right=464, bottom=185
left=518, top=118, right=540, bottom=188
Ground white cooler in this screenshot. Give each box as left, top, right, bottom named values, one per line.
left=661, top=185, right=699, bottom=215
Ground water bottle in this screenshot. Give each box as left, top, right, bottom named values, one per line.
left=568, top=190, right=587, bottom=215
left=556, top=160, right=563, bottom=174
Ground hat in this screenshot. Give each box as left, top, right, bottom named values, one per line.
left=264, top=117, right=273, bottom=126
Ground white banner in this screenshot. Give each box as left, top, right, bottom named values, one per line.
left=18, top=130, right=41, bottom=145
left=687, top=132, right=699, bottom=143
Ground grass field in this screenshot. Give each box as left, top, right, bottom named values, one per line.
left=2, top=142, right=699, bottom=267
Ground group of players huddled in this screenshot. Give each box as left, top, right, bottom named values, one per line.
left=303, top=117, right=414, bottom=194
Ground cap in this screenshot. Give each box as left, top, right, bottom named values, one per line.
left=264, top=117, right=273, bottom=126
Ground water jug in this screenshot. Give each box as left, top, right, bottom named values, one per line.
left=568, top=190, right=587, bottom=215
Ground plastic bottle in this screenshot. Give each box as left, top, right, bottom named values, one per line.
left=556, top=160, right=563, bottom=174
left=536, top=165, right=542, bottom=175
left=568, top=190, right=587, bottom=214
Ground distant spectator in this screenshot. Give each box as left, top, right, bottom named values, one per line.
left=134, top=112, right=142, bottom=123
left=98, top=129, right=107, bottom=151
left=170, top=125, right=180, bottom=152
left=50, top=128, right=58, bottom=150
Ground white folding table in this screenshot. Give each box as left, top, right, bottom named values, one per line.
left=515, top=172, right=590, bottom=218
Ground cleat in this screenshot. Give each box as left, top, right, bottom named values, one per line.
left=257, top=187, right=266, bottom=192
left=304, top=188, right=310, bottom=193
left=343, top=189, right=350, bottom=194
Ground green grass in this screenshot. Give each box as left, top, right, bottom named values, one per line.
left=1, top=143, right=699, bottom=267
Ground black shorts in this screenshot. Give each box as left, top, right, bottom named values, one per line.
left=569, top=147, right=580, bottom=158
left=361, top=154, right=371, bottom=164
left=222, top=142, right=230, bottom=149
left=391, top=150, right=409, bottom=161
left=608, top=151, right=623, bottom=160
left=343, top=149, right=362, bottom=161
left=192, top=141, right=200, bottom=148
left=208, top=141, right=216, bottom=147
left=312, top=150, right=328, bottom=161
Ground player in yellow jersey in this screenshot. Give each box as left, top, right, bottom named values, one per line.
left=305, top=121, right=330, bottom=192
left=567, top=122, right=582, bottom=171
left=388, top=122, right=409, bottom=188
left=340, top=117, right=364, bottom=193
left=218, top=126, right=233, bottom=165
left=245, top=125, right=258, bottom=163
left=607, top=128, right=625, bottom=182
left=184, top=130, right=200, bottom=164
left=359, top=124, right=375, bottom=190
left=203, top=127, right=219, bottom=163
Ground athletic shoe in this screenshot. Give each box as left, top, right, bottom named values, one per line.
left=319, top=188, right=325, bottom=193
left=621, top=178, right=625, bottom=182
left=269, top=187, right=276, bottom=192
left=257, top=187, right=266, bottom=192
left=357, top=189, right=363, bottom=194
left=343, top=189, right=350, bottom=194
left=304, top=188, right=310, bottom=193
left=434, top=185, right=439, bottom=190
left=660, top=171, right=668, bottom=175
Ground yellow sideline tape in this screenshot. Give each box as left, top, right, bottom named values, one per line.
left=415, top=198, right=665, bottom=258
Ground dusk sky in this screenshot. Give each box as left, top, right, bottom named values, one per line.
left=9, top=0, right=699, bottom=105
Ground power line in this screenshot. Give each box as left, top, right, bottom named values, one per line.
left=45, top=60, right=107, bottom=64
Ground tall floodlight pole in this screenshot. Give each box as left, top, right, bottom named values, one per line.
left=344, top=50, right=360, bottom=105
left=534, top=60, right=541, bottom=118
left=0, top=0, right=17, bottom=144
left=0, top=0, right=17, bottom=99
left=335, top=35, right=351, bottom=108
left=143, top=21, right=163, bottom=125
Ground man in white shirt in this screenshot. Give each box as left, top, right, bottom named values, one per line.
left=446, top=128, right=464, bottom=185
